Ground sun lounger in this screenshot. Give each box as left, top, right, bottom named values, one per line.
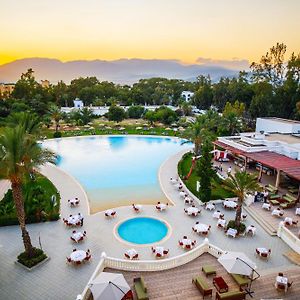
left=134, top=277, right=149, bottom=300
left=269, top=194, right=280, bottom=200
left=282, top=193, right=296, bottom=202
left=216, top=291, right=246, bottom=300
left=202, top=265, right=216, bottom=277
left=265, top=184, right=278, bottom=193
left=192, top=276, right=213, bottom=299
left=269, top=200, right=280, bottom=205
left=231, top=274, right=250, bottom=288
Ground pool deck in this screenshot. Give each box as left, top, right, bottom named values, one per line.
left=0, top=149, right=298, bottom=299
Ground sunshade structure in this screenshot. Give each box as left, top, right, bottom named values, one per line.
left=218, top=251, right=256, bottom=276
left=89, top=272, right=132, bottom=300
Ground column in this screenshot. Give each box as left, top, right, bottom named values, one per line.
left=275, top=170, right=281, bottom=188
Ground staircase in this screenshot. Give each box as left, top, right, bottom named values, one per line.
left=244, top=205, right=278, bottom=236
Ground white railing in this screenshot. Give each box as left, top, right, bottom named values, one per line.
left=277, top=222, right=300, bottom=254
left=80, top=240, right=225, bottom=300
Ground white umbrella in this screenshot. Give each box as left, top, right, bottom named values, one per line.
left=218, top=251, right=256, bottom=276
left=89, top=272, right=131, bottom=300
left=136, top=126, right=142, bottom=130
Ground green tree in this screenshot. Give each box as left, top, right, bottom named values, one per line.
left=0, top=126, right=56, bottom=257
left=127, top=105, right=145, bottom=119
left=107, top=105, right=126, bottom=122
left=216, top=171, right=261, bottom=228
left=193, top=76, right=213, bottom=109
left=196, top=142, right=214, bottom=202
left=7, top=112, right=41, bottom=135
left=48, top=105, right=63, bottom=132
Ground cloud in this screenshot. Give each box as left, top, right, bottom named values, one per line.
left=196, top=57, right=249, bottom=70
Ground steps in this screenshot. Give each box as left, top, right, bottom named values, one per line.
left=243, top=205, right=278, bottom=236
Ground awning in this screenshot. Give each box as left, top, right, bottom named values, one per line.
left=213, top=140, right=245, bottom=156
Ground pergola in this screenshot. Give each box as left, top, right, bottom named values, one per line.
left=213, top=140, right=300, bottom=189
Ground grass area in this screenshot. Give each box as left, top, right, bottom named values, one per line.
left=43, top=125, right=188, bottom=139
left=17, top=247, right=47, bottom=268
left=0, top=173, right=60, bottom=226
left=178, top=152, right=235, bottom=201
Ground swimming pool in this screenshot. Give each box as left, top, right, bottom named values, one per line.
left=43, top=135, right=191, bottom=212
left=117, top=217, right=168, bottom=244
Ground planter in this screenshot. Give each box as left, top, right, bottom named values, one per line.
left=15, top=256, right=50, bottom=271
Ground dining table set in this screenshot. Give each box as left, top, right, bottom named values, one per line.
left=151, top=246, right=169, bottom=258
left=192, top=222, right=211, bottom=235
left=184, top=206, right=201, bottom=217
left=178, top=236, right=196, bottom=249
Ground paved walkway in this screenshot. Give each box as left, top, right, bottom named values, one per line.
left=0, top=151, right=296, bottom=300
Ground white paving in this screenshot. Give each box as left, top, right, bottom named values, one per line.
left=0, top=150, right=295, bottom=300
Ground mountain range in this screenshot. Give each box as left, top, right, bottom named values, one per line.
left=0, top=58, right=247, bottom=85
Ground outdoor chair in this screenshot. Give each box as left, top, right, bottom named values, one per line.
left=75, top=261, right=81, bottom=265
left=66, top=257, right=71, bottom=263
left=288, top=281, right=293, bottom=288
left=73, top=248, right=77, bottom=252
left=132, top=253, right=138, bottom=259
left=278, top=272, right=284, bottom=276
left=163, top=250, right=169, bottom=255
left=202, top=265, right=216, bottom=277
left=125, top=253, right=130, bottom=259
left=179, top=241, right=184, bottom=246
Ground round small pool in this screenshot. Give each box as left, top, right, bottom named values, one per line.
left=117, top=217, right=168, bottom=244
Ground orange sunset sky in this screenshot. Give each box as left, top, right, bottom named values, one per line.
left=1, top=0, right=300, bottom=66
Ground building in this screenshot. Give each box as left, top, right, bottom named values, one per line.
left=256, top=117, right=300, bottom=134
left=0, top=83, right=15, bottom=97
left=41, top=79, right=50, bottom=88
left=214, top=118, right=300, bottom=189
left=73, top=98, right=84, bottom=108
left=181, top=91, right=194, bottom=102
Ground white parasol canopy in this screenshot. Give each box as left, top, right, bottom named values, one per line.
left=218, top=251, right=256, bottom=276
left=89, top=272, right=131, bottom=300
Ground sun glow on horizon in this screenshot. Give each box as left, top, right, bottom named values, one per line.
left=1, top=0, right=300, bottom=66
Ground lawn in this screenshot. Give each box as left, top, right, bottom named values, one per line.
left=178, top=152, right=235, bottom=201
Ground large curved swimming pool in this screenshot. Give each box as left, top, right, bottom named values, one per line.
left=43, top=135, right=191, bottom=212
left=117, top=217, right=168, bottom=244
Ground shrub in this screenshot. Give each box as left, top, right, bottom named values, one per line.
left=17, top=247, right=47, bottom=268
left=127, top=105, right=145, bottom=119
left=53, top=131, right=62, bottom=138
left=226, top=220, right=246, bottom=234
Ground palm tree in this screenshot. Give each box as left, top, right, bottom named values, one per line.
left=7, top=112, right=41, bottom=135
left=0, top=126, right=56, bottom=257
left=218, top=171, right=261, bottom=228
left=48, top=105, right=62, bottom=133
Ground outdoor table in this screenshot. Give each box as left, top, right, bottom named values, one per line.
left=262, top=203, right=271, bottom=210
left=67, top=215, right=81, bottom=226
left=152, top=246, right=168, bottom=257
left=206, top=203, right=215, bottom=211
left=284, top=217, right=293, bottom=225
left=184, top=196, right=193, bottom=205
left=132, top=204, right=142, bottom=212
left=246, top=225, right=256, bottom=236
left=125, top=249, right=138, bottom=260
left=185, top=206, right=200, bottom=216
left=213, top=276, right=229, bottom=293
left=213, top=211, right=224, bottom=219
left=179, top=191, right=186, bottom=198
left=170, top=178, right=178, bottom=184
left=70, top=250, right=86, bottom=263
left=226, top=228, right=237, bottom=238
left=193, top=223, right=210, bottom=234
left=179, top=237, right=195, bottom=249
left=276, top=276, right=288, bottom=292
left=105, top=209, right=116, bottom=217
left=71, top=231, right=85, bottom=243
left=217, top=218, right=226, bottom=228
left=156, top=203, right=168, bottom=211
left=223, top=200, right=237, bottom=209
left=257, top=247, right=268, bottom=255
left=68, top=198, right=80, bottom=206
left=295, top=207, right=300, bottom=216
left=272, top=209, right=284, bottom=217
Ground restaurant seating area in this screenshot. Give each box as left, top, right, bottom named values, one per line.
left=105, top=253, right=300, bottom=300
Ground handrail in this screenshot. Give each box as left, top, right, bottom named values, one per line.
left=80, top=240, right=225, bottom=299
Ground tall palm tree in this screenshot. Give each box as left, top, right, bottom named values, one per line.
left=7, top=112, right=41, bottom=135
left=48, top=105, right=62, bottom=133
left=0, top=126, right=56, bottom=257
left=218, top=171, right=261, bottom=228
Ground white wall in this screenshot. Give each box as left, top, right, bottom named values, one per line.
left=256, top=118, right=300, bottom=134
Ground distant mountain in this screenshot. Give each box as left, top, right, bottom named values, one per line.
left=0, top=58, right=243, bottom=85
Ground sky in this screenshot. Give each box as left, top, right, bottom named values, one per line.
left=1, top=0, right=300, bottom=67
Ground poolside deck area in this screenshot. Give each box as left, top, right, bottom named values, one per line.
left=106, top=253, right=300, bottom=300
left=0, top=149, right=298, bottom=299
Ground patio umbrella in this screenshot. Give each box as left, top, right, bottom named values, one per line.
left=218, top=251, right=256, bottom=276
left=89, top=272, right=131, bottom=300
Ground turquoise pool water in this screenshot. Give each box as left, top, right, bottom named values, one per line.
left=118, top=217, right=168, bottom=244
left=43, top=135, right=191, bottom=212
